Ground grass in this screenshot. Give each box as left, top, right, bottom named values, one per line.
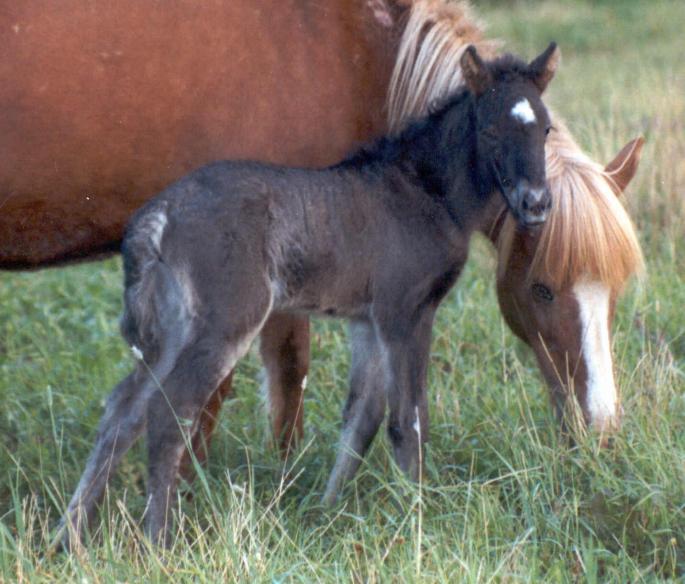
left=1, top=0, right=684, bottom=581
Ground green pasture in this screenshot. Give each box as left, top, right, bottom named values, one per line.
left=1, top=0, right=683, bottom=581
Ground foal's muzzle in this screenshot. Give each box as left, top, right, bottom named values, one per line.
left=512, top=181, right=551, bottom=227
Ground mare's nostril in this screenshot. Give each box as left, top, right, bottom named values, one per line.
left=522, top=198, right=530, bottom=211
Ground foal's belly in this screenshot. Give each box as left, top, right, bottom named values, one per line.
left=274, top=275, right=373, bottom=320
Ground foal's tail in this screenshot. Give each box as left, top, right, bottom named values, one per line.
left=120, top=200, right=194, bottom=366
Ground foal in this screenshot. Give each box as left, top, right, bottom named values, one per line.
left=61, top=44, right=559, bottom=546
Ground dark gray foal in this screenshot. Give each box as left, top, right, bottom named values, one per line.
left=60, top=43, right=559, bottom=547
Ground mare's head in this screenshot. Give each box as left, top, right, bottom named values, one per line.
left=495, top=134, right=645, bottom=437
left=461, top=43, right=560, bottom=227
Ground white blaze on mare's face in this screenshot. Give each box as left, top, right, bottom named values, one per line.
left=511, top=98, right=536, bottom=125
left=573, top=279, right=618, bottom=430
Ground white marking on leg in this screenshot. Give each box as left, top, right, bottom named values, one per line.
left=302, top=375, right=308, bottom=390
left=573, top=280, right=618, bottom=430
left=131, top=345, right=144, bottom=361
left=511, top=98, right=536, bottom=125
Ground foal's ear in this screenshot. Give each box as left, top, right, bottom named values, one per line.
left=528, top=42, right=560, bottom=93
left=461, top=45, right=492, bottom=96
left=604, top=136, right=645, bottom=196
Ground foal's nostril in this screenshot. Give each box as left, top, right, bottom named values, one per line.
left=519, top=188, right=550, bottom=226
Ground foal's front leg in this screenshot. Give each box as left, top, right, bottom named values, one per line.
left=377, top=309, right=435, bottom=482
left=323, top=320, right=386, bottom=505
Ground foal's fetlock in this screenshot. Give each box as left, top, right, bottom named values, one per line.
left=388, top=426, right=423, bottom=481
left=144, top=503, right=174, bottom=548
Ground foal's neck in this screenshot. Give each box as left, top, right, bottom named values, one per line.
left=481, top=200, right=510, bottom=244
left=339, top=91, right=497, bottom=232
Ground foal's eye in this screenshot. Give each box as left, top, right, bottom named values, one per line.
left=545, top=125, right=553, bottom=137
left=532, top=282, right=554, bottom=303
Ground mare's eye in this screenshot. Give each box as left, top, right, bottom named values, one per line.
left=532, top=282, right=554, bottom=303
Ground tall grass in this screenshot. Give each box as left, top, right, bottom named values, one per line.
left=1, top=0, right=683, bottom=580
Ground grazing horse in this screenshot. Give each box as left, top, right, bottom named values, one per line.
left=60, top=45, right=560, bottom=546
left=7, top=0, right=643, bottom=542
left=3, top=0, right=642, bottom=435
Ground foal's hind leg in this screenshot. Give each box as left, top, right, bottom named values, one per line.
left=322, top=321, right=386, bottom=505
left=260, top=312, right=310, bottom=455
left=178, top=371, right=235, bottom=483
left=59, top=367, right=154, bottom=548
left=179, top=312, right=309, bottom=482
left=144, top=305, right=271, bottom=546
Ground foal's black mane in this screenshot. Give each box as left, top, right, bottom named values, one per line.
left=336, top=88, right=471, bottom=172
left=335, top=53, right=533, bottom=201
left=334, top=88, right=476, bottom=200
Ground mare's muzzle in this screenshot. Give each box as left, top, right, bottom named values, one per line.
left=512, top=181, right=551, bottom=226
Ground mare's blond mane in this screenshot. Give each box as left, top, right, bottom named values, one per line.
left=388, top=0, right=643, bottom=289
left=388, top=0, right=499, bottom=132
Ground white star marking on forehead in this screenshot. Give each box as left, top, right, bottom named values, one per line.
left=511, top=98, right=536, bottom=125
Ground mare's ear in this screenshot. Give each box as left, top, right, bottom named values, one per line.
left=604, top=136, right=645, bottom=196
left=461, top=45, right=492, bottom=96
left=528, top=42, right=560, bottom=93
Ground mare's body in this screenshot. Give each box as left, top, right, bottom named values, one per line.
left=0, top=0, right=397, bottom=268
left=5, top=0, right=642, bottom=437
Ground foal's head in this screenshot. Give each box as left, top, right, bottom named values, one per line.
left=461, top=43, right=560, bottom=227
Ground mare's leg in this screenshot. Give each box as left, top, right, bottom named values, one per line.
left=59, top=367, right=155, bottom=548
left=260, top=312, right=310, bottom=455
left=144, top=297, right=272, bottom=546
left=377, top=309, right=435, bottom=482
left=322, top=321, right=386, bottom=505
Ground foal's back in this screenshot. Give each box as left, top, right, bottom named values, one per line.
left=130, top=159, right=466, bottom=320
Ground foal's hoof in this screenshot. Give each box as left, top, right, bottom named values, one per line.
left=50, top=520, right=82, bottom=554
left=321, top=490, right=339, bottom=508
